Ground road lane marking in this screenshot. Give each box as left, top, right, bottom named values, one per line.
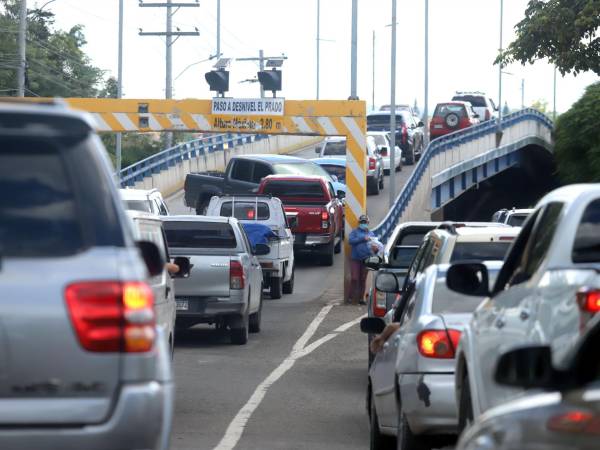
left=212, top=305, right=363, bottom=450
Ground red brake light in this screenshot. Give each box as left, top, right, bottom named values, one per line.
left=372, top=289, right=387, bottom=317
left=485, top=110, right=491, bottom=120
left=417, top=329, right=461, bottom=359
left=247, top=209, right=255, bottom=220
left=65, top=281, right=155, bottom=353
left=547, top=411, right=600, bottom=434
left=369, top=157, right=376, bottom=170
left=321, top=211, right=329, bottom=221
left=230, top=260, right=245, bottom=290
left=577, top=289, right=600, bottom=313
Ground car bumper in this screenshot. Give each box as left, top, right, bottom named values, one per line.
left=399, top=373, right=458, bottom=435
left=293, top=233, right=333, bottom=248
left=0, top=381, right=174, bottom=450
left=175, top=295, right=246, bottom=321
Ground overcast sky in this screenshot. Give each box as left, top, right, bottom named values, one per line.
left=45, top=0, right=597, bottom=113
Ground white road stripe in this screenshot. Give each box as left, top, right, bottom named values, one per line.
left=213, top=306, right=363, bottom=450
left=291, top=116, right=312, bottom=134
left=317, top=117, right=338, bottom=136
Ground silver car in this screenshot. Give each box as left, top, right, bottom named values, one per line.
left=362, top=262, right=501, bottom=450
left=0, top=102, right=175, bottom=449
left=457, top=315, right=600, bottom=450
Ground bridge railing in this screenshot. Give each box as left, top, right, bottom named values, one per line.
left=372, top=108, right=554, bottom=243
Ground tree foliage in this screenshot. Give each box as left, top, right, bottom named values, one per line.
left=554, top=82, right=600, bottom=183
left=498, top=0, right=600, bottom=76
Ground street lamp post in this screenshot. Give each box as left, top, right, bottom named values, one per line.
left=423, top=0, right=429, bottom=146
left=116, top=0, right=124, bottom=180
left=497, top=0, right=504, bottom=133
left=389, top=0, right=397, bottom=208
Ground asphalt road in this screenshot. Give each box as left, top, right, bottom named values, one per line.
left=167, top=145, right=416, bottom=450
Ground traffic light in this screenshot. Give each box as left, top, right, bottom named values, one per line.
left=257, top=69, right=282, bottom=97
left=205, top=70, right=229, bottom=96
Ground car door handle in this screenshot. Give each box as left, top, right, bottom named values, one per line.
left=495, top=318, right=506, bottom=329
left=520, top=310, right=530, bottom=321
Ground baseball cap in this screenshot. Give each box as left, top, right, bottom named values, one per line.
left=358, top=214, right=369, bottom=224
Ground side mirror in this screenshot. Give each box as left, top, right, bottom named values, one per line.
left=360, top=317, right=386, bottom=335
left=495, top=345, right=558, bottom=389
left=446, top=262, right=490, bottom=297
left=375, top=272, right=400, bottom=293
left=171, top=256, right=191, bottom=278
left=418, top=121, right=424, bottom=127
left=137, top=241, right=165, bottom=277
left=315, top=147, right=321, bottom=154
left=336, top=190, right=346, bottom=199
left=364, top=255, right=382, bottom=271
left=253, top=243, right=270, bottom=256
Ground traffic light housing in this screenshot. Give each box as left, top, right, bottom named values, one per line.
left=257, top=69, right=282, bottom=97
left=205, top=70, right=229, bottom=96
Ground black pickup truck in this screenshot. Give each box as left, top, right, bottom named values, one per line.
left=184, top=154, right=336, bottom=214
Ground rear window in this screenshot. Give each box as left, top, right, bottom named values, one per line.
left=262, top=181, right=326, bottom=204
left=434, top=104, right=466, bottom=117
left=389, top=246, right=419, bottom=268
left=367, top=115, right=405, bottom=129
left=164, top=221, right=237, bottom=248
left=397, top=232, right=428, bottom=246
left=0, top=145, right=84, bottom=257
left=125, top=200, right=152, bottom=213
left=432, top=277, right=489, bottom=314
left=452, top=95, right=487, bottom=107
left=220, top=201, right=270, bottom=220
left=506, top=213, right=529, bottom=227
left=450, top=241, right=511, bottom=262
left=573, top=199, right=600, bottom=263
left=322, top=141, right=346, bottom=156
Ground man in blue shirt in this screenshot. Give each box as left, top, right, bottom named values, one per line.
left=348, top=214, right=378, bottom=305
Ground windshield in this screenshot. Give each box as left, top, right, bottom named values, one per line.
left=220, top=201, right=270, bottom=221
left=434, top=104, right=466, bottom=117
left=389, top=246, right=419, bottom=268
left=452, top=95, right=487, bottom=107
left=506, top=213, right=529, bottom=227
left=450, top=241, right=511, bottom=262
left=367, top=115, right=405, bottom=129
left=261, top=180, right=326, bottom=205
left=124, top=199, right=153, bottom=213
left=319, top=164, right=346, bottom=183
left=573, top=199, right=600, bottom=263
left=322, top=141, right=347, bottom=156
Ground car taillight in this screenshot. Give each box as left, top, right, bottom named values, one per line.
left=372, top=289, right=387, bottom=317
left=246, top=209, right=255, bottom=220
left=485, top=109, right=491, bottom=120
left=369, top=157, right=376, bottom=170
left=230, top=260, right=245, bottom=290
left=547, top=411, right=600, bottom=434
left=417, top=329, right=461, bottom=359
left=65, top=281, right=155, bottom=353
left=321, top=210, right=330, bottom=229
left=577, top=288, right=600, bottom=313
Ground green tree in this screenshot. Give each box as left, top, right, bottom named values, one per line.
left=498, top=0, right=600, bottom=76
left=531, top=98, right=549, bottom=114
left=554, top=82, right=600, bottom=183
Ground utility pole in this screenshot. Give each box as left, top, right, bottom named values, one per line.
left=236, top=52, right=287, bottom=98
left=497, top=0, right=504, bottom=132
left=553, top=66, right=557, bottom=121
left=389, top=0, right=396, bottom=208
left=521, top=78, right=525, bottom=109
left=139, top=0, right=199, bottom=148
left=116, top=0, right=124, bottom=180
left=17, top=0, right=27, bottom=97
left=350, top=0, right=358, bottom=99
left=216, top=0, right=221, bottom=58
left=423, top=0, right=429, bottom=146
left=372, top=30, right=375, bottom=110
left=316, top=0, right=320, bottom=100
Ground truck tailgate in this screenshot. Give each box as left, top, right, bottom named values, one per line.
left=284, top=205, right=325, bottom=234
left=171, top=254, right=231, bottom=297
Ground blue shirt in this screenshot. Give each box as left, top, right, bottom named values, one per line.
left=349, top=227, right=375, bottom=261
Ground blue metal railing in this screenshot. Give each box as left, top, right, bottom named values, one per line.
left=372, top=108, right=554, bottom=244
left=118, top=133, right=268, bottom=187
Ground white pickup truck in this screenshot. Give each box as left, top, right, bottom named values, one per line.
left=207, top=194, right=295, bottom=299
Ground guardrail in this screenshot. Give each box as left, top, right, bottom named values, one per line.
left=372, top=108, right=554, bottom=244
left=118, top=133, right=267, bottom=187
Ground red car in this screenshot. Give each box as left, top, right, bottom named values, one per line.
left=257, top=175, right=344, bottom=266
left=430, top=101, right=480, bottom=139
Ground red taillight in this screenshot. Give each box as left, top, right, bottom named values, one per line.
left=321, top=211, right=329, bottom=221
left=417, top=329, right=461, bottom=359
left=485, top=109, right=491, bottom=120
left=321, top=210, right=330, bottom=229
left=369, top=157, right=376, bottom=170
left=65, top=281, right=155, bottom=353
left=547, top=411, right=600, bottom=434
left=230, top=260, right=245, bottom=290
left=372, top=289, right=387, bottom=317
left=247, top=209, right=255, bottom=220
left=577, top=288, right=600, bottom=313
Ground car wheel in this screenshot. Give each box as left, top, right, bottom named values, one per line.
left=384, top=169, right=390, bottom=176
left=334, top=230, right=342, bottom=254
left=270, top=276, right=283, bottom=299
left=458, top=372, right=474, bottom=434
left=321, top=241, right=335, bottom=266
left=370, top=390, right=394, bottom=450
left=249, top=294, right=262, bottom=333
left=369, top=178, right=380, bottom=195
left=379, top=172, right=384, bottom=190
left=282, top=265, right=295, bottom=294
left=230, top=314, right=249, bottom=345
left=396, top=397, right=429, bottom=450
left=404, top=148, right=415, bottom=165
left=445, top=112, right=460, bottom=129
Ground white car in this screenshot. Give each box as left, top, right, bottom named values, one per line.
left=451, top=91, right=497, bottom=121
left=492, top=208, right=534, bottom=227
left=206, top=194, right=295, bottom=299
left=446, top=184, right=600, bottom=432
left=120, top=188, right=170, bottom=216
left=367, top=130, right=402, bottom=173
left=316, top=136, right=347, bottom=158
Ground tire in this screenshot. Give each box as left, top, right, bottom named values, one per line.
left=369, top=178, right=380, bottom=195
left=379, top=172, right=384, bottom=190
left=396, top=397, right=429, bottom=450
left=230, top=314, right=249, bottom=345
left=249, top=295, right=262, bottom=333
left=270, top=276, right=283, bottom=299
left=384, top=169, right=390, bottom=176
left=334, top=230, right=342, bottom=254
left=404, top=148, right=415, bottom=165
left=445, top=112, right=460, bottom=129
left=369, top=390, right=394, bottom=450
left=282, top=265, right=295, bottom=294
left=458, top=373, right=474, bottom=434
left=321, top=241, right=335, bottom=266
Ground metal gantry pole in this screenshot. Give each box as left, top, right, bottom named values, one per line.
left=316, top=0, right=320, bottom=99
left=372, top=30, right=375, bottom=109
left=497, top=0, right=504, bottom=131
left=165, top=0, right=173, bottom=148
left=521, top=78, right=525, bottom=109
left=423, top=0, right=429, bottom=146
left=259, top=49, right=265, bottom=98
left=350, top=0, right=358, bottom=98
left=116, top=0, right=124, bottom=180
left=17, top=0, right=27, bottom=97
left=216, top=0, right=221, bottom=58
left=389, top=0, right=397, bottom=208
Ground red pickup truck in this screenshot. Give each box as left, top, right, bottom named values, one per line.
left=257, top=175, right=344, bottom=266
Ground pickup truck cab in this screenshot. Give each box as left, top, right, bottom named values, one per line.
left=162, top=215, right=267, bottom=345
left=184, top=154, right=341, bottom=214
left=206, top=194, right=295, bottom=299
left=258, top=175, right=344, bottom=266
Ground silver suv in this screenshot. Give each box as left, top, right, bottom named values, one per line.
left=0, top=103, right=174, bottom=449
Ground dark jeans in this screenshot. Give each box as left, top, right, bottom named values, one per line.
left=350, top=259, right=368, bottom=303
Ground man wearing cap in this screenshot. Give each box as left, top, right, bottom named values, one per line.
left=348, top=214, right=378, bottom=305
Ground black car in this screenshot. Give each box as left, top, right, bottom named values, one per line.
left=367, top=111, right=425, bottom=165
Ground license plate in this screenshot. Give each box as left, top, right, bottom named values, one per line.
left=176, top=300, right=189, bottom=311
left=434, top=124, right=443, bottom=129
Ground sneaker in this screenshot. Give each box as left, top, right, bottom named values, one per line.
left=358, top=300, right=367, bottom=306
